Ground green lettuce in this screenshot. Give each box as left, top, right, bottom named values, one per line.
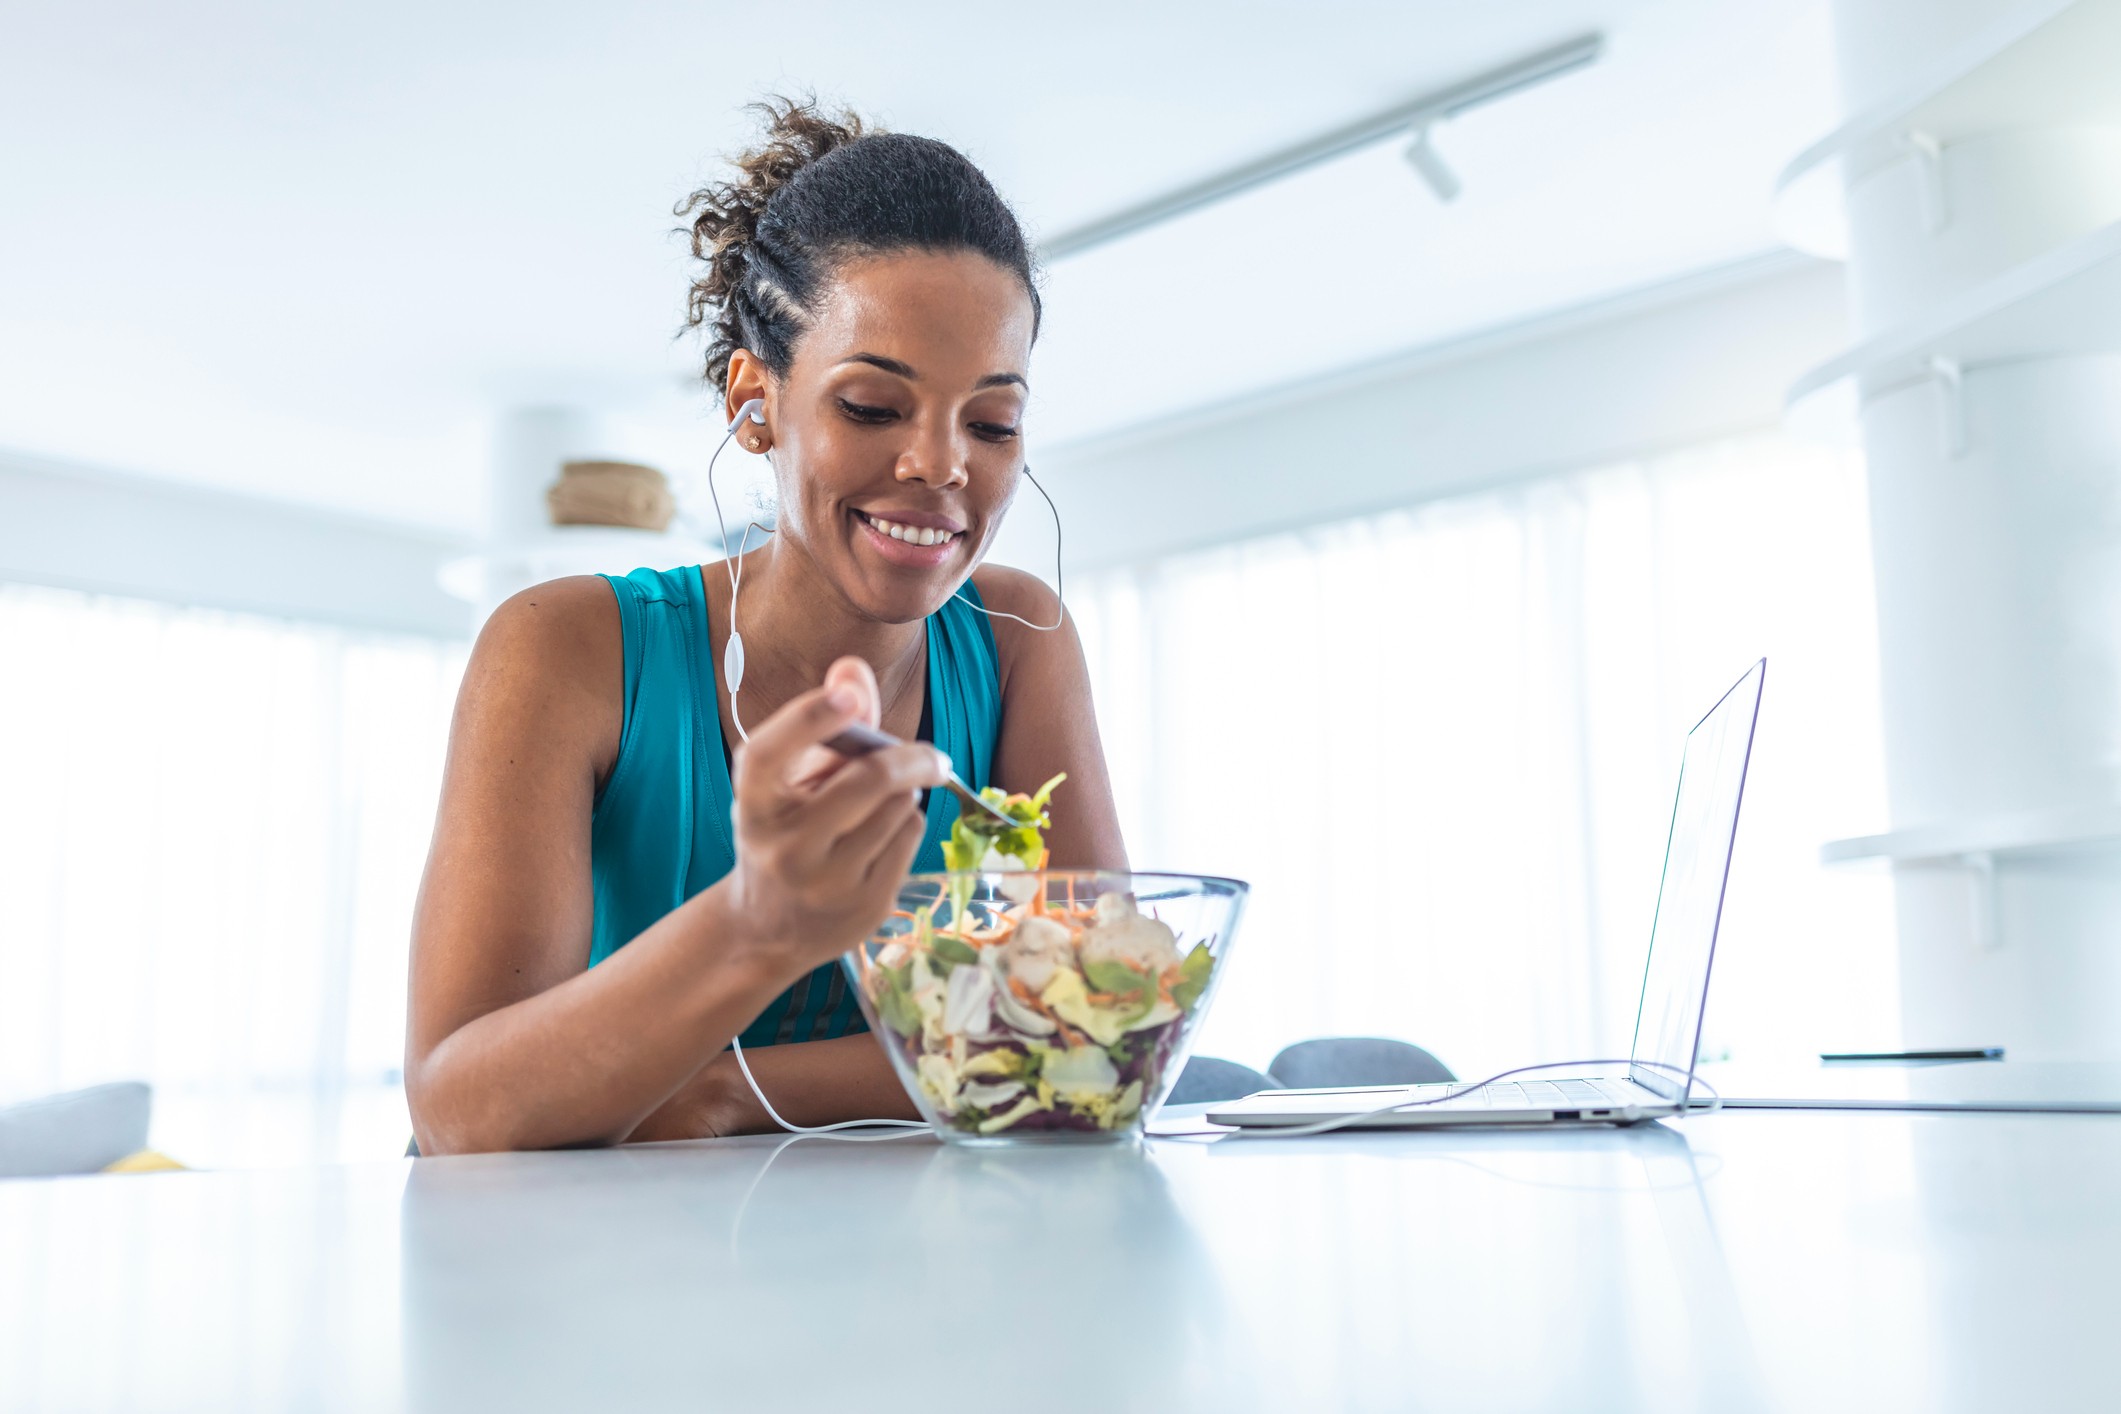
left=1082, top=958, right=1152, bottom=998
left=931, top=933, right=979, bottom=969
left=941, top=772, right=1068, bottom=874
left=1170, top=942, right=1214, bottom=1013
left=875, top=959, right=922, bottom=1037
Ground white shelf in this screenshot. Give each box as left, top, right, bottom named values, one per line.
left=439, top=526, right=714, bottom=604
left=1821, top=802, right=2121, bottom=866
left=1783, top=217, right=2121, bottom=429
left=1774, top=0, right=2120, bottom=257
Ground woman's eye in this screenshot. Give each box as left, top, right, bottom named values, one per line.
left=971, top=422, right=1021, bottom=442
left=836, top=398, right=897, bottom=424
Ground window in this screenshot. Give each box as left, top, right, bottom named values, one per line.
left=0, top=584, right=463, bottom=1161
left=1073, top=433, right=1898, bottom=1077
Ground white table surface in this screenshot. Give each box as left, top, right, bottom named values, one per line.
left=1699, top=1059, right=2121, bottom=1112
left=3, top=1108, right=2116, bottom=1414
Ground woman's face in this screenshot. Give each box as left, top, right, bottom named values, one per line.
left=735, top=249, right=1036, bottom=625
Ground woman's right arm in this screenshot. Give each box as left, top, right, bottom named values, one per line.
left=404, top=579, right=943, bottom=1155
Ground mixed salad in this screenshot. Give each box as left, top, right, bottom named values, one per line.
left=854, top=777, right=1217, bottom=1136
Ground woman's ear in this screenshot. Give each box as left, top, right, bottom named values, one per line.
left=725, top=350, right=773, bottom=453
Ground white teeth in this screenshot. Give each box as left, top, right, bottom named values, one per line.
left=863, top=512, right=955, bottom=547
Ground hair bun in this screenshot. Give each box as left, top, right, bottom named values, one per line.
left=677, top=97, right=867, bottom=392
left=676, top=93, right=1038, bottom=397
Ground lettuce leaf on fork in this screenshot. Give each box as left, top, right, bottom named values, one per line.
left=940, top=771, right=1068, bottom=874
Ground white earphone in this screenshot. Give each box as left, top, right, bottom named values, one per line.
left=712, top=398, right=769, bottom=727
left=705, top=396, right=1063, bottom=741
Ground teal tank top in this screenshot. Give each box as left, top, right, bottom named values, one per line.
left=591, top=565, right=1001, bottom=1047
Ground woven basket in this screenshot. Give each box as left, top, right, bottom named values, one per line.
left=546, top=461, right=675, bottom=532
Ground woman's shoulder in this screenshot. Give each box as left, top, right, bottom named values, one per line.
left=966, top=564, right=1072, bottom=694
left=474, top=575, right=622, bottom=674
left=460, top=576, right=625, bottom=767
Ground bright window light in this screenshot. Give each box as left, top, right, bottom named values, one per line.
left=0, top=585, right=464, bottom=1162
left=1074, top=431, right=1899, bottom=1077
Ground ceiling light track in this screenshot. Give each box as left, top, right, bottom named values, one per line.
left=1040, top=32, right=1604, bottom=260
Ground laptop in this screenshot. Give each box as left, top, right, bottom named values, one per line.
left=1208, top=658, right=1765, bottom=1130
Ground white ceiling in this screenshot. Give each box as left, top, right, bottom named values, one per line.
left=0, top=0, right=1841, bottom=534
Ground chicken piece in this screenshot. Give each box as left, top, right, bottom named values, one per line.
left=1079, top=892, right=1182, bottom=976
left=999, top=914, right=1076, bottom=992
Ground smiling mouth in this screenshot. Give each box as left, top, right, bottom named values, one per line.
left=857, top=510, right=962, bottom=548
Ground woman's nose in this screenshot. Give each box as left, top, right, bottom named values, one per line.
left=893, top=417, right=969, bottom=491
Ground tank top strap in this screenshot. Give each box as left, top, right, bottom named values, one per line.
left=588, top=566, right=733, bottom=967
left=922, top=581, right=1003, bottom=817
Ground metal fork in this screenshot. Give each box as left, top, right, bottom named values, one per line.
left=824, top=721, right=1018, bottom=829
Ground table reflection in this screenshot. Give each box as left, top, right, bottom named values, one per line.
left=401, top=1136, right=1231, bottom=1412
left=1162, top=1122, right=1769, bottom=1413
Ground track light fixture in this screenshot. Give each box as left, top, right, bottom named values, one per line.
left=1043, top=32, right=1602, bottom=258
left=1401, top=124, right=1462, bottom=203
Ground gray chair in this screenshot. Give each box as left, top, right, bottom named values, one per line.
left=1269, top=1037, right=1455, bottom=1089
left=1164, top=1055, right=1278, bottom=1105
left=0, top=1081, right=153, bottom=1177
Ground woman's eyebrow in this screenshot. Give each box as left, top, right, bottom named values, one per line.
left=842, top=353, right=918, bottom=378
left=839, top=353, right=1027, bottom=391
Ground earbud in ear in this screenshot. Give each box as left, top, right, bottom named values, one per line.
left=729, top=398, right=766, bottom=432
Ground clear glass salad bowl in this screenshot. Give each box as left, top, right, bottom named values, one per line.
left=845, top=870, right=1248, bottom=1145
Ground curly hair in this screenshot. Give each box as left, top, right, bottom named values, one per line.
left=676, top=96, right=1041, bottom=396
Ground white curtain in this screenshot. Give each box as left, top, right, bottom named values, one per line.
left=0, top=584, right=462, bottom=1160
left=1073, top=432, right=1900, bottom=1079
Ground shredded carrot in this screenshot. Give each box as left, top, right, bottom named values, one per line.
left=1028, top=859, right=1051, bottom=917
left=1006, top=977, right=1080, bottom=1043
left=958, top=914, right=1019, bottom=947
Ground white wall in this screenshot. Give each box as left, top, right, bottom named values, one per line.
left=0, top=451, right=471, bottom=639
left=997, top=252, right=1850, bottom=574
left=2, top=251, right=1849, bottom=641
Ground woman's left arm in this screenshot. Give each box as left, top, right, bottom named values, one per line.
left=975, top=565, right=1129, bottom=872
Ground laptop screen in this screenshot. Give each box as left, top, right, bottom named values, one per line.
left=1626, top=660, right=1765, bottom=1103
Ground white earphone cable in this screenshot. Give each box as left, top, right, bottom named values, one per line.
left=704, top=409, right=765, bottom=741
left=1155, top=1059, right=1723, bottom=1141
left=706, top=403, right=1066, bottom=743
left=950, top=465, right=1065, bottom=631
left=705, top=412, right=752, bottom=605
left=728, top=1044, right=1721, bottom=1141
left=721, top=516, right=775, bottom=743
left=729, top=1036, right=927, bottom=1134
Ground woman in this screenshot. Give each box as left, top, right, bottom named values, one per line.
left=406, top=100, right=1125, bottom=1154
